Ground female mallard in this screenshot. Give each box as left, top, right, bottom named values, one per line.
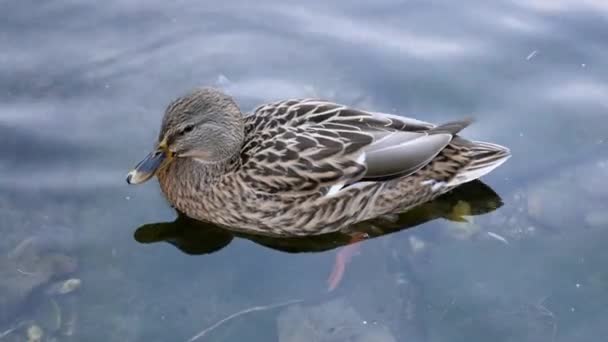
left=127, top=87, right=510, bottom=237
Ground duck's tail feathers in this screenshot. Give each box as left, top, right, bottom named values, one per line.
left=447, top=140, right=511, bottom=187
left=428, top=117, right=474, bottom=135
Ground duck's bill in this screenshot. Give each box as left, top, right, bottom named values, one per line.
left=126, top=150, right=166, bottom=185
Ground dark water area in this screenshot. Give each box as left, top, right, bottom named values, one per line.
left=1, top=0, right=607, bottom=341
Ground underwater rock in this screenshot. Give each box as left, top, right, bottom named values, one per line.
left=584, top=212, right=608, bottom=229
left=443, top=200, right=483, bottom=240
left=45, top=278, right=81, bottom=296
left=478, top=189, right=538, bottom=241
left=526, top=157, right=608, bottom=231
left=448, top=157, right=608, bottom=243
left=26, top=324, right=43, bottom=342
left=277, top=298, right=396, bottom=342
left=0, top=235, right=78, bottom=329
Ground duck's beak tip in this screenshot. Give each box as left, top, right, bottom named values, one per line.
left=126, top=171, right=134, bottom=184
left=126, top=169, right=148, bottom=185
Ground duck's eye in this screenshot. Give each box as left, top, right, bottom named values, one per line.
left=180, top=125, right=194, bottom=135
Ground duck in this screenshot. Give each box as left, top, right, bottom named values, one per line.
left=126, top=87, right=510, bottom=237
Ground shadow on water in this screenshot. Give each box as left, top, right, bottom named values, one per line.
left=133, top=179, right=502, bottom=256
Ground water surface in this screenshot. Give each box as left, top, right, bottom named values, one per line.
left=2, top=0, right=607, bottom=341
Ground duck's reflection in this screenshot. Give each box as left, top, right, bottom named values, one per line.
left=134, top=180, right=503, bottom=255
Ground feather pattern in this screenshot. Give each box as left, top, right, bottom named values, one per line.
left=240, top=99, right=446, bottom=195
left=153, top=91, right=511, bottom=237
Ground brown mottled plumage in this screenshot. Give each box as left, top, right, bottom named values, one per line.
left=127, top=87, right=510, bottom=236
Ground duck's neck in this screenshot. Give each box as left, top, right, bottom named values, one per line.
left=157, top=155, right=240, bottom=204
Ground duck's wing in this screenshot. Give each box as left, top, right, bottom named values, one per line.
left=240, top=99, right=469, bottom=195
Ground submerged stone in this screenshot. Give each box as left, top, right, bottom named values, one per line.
left=0, top=235, right=78, bottom=330
left=277, top=298, right=396, bottom=342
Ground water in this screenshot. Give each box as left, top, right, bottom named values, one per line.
left=1, top=0, right=607, bottom=341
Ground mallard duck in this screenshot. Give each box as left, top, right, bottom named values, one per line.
left=127, top=87, right=510, bottom=237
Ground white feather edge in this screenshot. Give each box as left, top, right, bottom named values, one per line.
left=325, top=152, right=367, bottom=197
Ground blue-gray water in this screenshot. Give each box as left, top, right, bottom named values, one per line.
left=1, top=1, right=607, bottom=341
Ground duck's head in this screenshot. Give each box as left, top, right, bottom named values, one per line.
left=126, top=87, right=244, bottom=185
